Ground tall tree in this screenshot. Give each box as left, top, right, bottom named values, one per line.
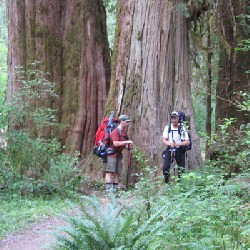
left=205, top=12, right=213, bottom=159
left=7, top=0, right=110, bottom=156
left=106, top=0, right=203, bottom=168
left=216, top=0, right=250, bottom=126
left=0, top=0, right=8, bottom=108
left=61, top=0, right=110, bottom=156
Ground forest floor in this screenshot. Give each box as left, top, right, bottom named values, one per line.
left=0, top=195, right=109, bottom=250
left=0, top=216, right=67, bottom=250
left=0, top=179, right=248, bottom=250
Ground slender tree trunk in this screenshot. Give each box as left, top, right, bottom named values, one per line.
left=7, top=0, right=110, bottom=156
left=107, top=0, right=203, bottom=169
left=216, top=0, right=250, bottom=126
left=206, top=17, right=212, bottom=160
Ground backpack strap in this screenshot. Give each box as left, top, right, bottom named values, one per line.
left=178, top=125, right=181, bottom=136
left=168, top=124, right=181, bottom=142
left=168, top=124, right=175, bottom=142
left=179, top=124, right=187, bottom=141
left=168, top=123, right=171, bottom=134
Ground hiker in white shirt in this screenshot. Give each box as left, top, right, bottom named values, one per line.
left=162, top=111, right=190, bottom=183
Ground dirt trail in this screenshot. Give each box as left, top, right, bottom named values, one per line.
left=0, top=196, right=111, bottom=250
left=0, top=216, right=67, bottom=250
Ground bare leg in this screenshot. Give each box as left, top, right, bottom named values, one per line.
left=105, top=172, right=114, bottom=191
left=112, top=173, right=119, bottom=191
left=105, top=172, right=114, bottom=183
left=113, top=173, right=119, bottom=183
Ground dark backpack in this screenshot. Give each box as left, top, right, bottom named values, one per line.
left=168, top=111, right=192, bottom=151
left=93, top=112, right=119, bottom=162
left=178, top=112, right=186, bottom=123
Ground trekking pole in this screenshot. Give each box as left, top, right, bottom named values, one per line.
left=171, top=150, right=175, bottom=163
left=170, top=149, right=177, bottom=179
left=125, top=144, right=132, bottom=191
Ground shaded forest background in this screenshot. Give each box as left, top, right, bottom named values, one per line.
left=0, top=2, right=249, bottom=248
left=0, top=0, right=249, bottom=188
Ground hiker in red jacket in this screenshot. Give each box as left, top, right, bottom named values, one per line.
left=105, top=114, right=133, bottom=192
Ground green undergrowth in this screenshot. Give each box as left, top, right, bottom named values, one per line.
left=0, top=192, right=76, bottom=239
left=53, top=166, right=250, bottom=249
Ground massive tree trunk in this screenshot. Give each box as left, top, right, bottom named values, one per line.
left=8, top=0, right=63, bottom=116
left=216, top=0, right=250, bottom=126
left=8, top=0, right=26, bottom=98
left=7, top=0, right=110, bottom=156
left=106, top=0, right=203, bottom=169
left=61, top=0, right=110, bottom=156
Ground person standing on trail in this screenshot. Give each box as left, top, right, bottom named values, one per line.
left=162, top=111, right=190, bottom=183
left=105, top=114, right=133, bottom=192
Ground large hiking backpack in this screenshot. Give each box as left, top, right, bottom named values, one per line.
left=93, top=112, right=119, bottom=162
left=168, top=111, right=192, bottom=151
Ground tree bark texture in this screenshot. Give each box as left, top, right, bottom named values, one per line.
left=107, top=0, right=203, bottom=169
left=216, top=0, right=250, bottom=126
left=206, top=18, right=212, bottom=160
left=7, top=0, right=26, bottom=100
left=61, top=0, right=110, bottom=156
left=7, top=0, right=110, bottom=156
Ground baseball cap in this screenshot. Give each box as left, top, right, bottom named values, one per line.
left=170, top=111, right=179, bottom=117
left=118, top=114, right=131, bottom=122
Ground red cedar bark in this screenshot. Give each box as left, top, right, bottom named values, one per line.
left=107, top=0, right=203, bottom=169
left=216, top=0, right=250, bottom=126
left=61, top=0, right=110, bottom=156
left=7, top=0, right=110, bottom=156
left=8, top=0, right=63, bottom=135
left=7, top=0, right=26, bottom=99
left=8, top=0, right=63, bottom=96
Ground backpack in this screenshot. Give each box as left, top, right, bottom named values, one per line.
left=178, top=112, right=186, bottom=123
left=93, top=111, right=120, bottom=162
left=168, top=111, right=192, bottom=151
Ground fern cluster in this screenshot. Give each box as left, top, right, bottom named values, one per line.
left=52, top=194, right=176, bottom=250
left=52, top=165, right=249, bottom=249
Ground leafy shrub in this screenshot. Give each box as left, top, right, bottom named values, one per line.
left=153, top=169, right=250, bottom=249
left=52, top=166, right=249, bottom=249
left=7, top=62, right=60, bottom=131
left=0, top=62, right=79, bottom=195
left=5, top=131, right=61, bottom=177
left=0, top=148, right=81, bottom=196
left=209, top=117, right=250, bottom=176
left=45, top=152, right=81, bottom=193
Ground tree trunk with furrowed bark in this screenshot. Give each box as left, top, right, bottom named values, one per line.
left=106, top=0, right=203, bottom=171
left=216, top=0, right=250, bottom=126
left=7, top=0, right=110, bottom=157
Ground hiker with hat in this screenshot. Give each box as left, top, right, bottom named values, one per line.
left=105, top=114, right=134, bottom=192
left=162, top=111, right=190, bottom=183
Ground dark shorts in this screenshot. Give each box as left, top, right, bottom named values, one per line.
left=106, top=155, right=123, bottom=173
